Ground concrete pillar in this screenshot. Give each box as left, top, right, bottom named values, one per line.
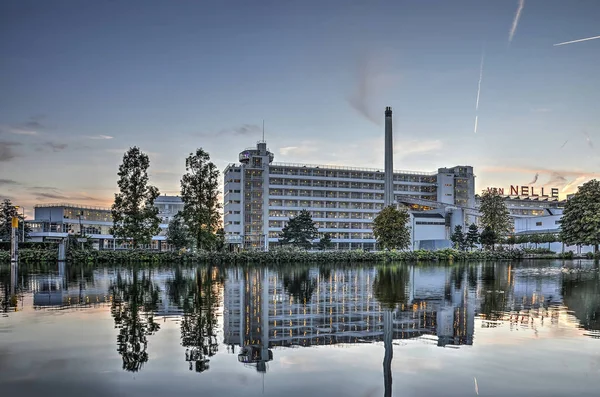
left=384, top=107, right=394, bottom=207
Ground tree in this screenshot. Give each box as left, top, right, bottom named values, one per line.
left=0, top=199, right=31, bottom=243
left=166, top=212, right=190, bottom=250
left=479, top=190, right=512, bottom=250
left=373, top=206, right=411, bottom=251
left=279, top=210, right=318, bottom=249
left=180, top=148, right=221, bottom=251
left=505, top=234, right=517, bottom=248
left=560, top=179, right=600, bottom=253
left=111, top=147, right=161, bottom=249
left=450, top=225, right=466, bottom=251
left=214, top=228, right=225, bottom=252
left=465, top=223, right=480, bottom=251
left=316, top=233, right=333, bottom=251
left=480, top=227, right=496, bottom=250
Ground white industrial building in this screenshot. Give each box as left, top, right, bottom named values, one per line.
left=223, top=143, right=476, bottom=251
left=26, top=195, right=184, bottom=250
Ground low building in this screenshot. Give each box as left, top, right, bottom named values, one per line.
left=27, top=197, right=184, bottom=249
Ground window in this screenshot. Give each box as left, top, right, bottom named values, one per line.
left=535, top=222, right=542, bottom=226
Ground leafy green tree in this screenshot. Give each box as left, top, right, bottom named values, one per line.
left=450, top=225, right=466, bottom=251
left=465, top=223, right=480, bottom=251
left=530, top=233, right=542, bottom=248
left=279, top=209, right=318, bottom=249
left=166, top=212, right=191, bottom=250
left=111, top=147, right=161, bottom=249
left=214, top=228, right=225, bottom=252
left=560, top=179, right=600, bottom=253
left=316, top=233, right=333, bottom=251
left=479, top=190, right=512, bottom=249
left=505, top=235, right=516, bottom=247
left=0, top=199, right=30, bottom=243
left=480, top=227, right=496, bottom=250
left=373, top=206, right=411, bottom=250
left=180, top=148, right=221, bottom=251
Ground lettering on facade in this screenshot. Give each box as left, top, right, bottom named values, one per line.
left=486, top=185, right=559, bottom=198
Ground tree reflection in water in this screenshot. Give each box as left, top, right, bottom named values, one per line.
left=562, top=269, right=600, bottom=333
left=282, top=268, right=317, bottom=304
left=373, top=265, right=410, bottom=309
left=167, top=266, right=222, bottom=373
left=109, top=269, right=161, bottom=372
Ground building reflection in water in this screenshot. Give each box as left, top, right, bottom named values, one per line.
left=3, top=260, right=600, bottom=381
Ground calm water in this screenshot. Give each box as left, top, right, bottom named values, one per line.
left=1, top=261, right=600, bottom=397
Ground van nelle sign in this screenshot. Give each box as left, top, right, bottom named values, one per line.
left=486, top=185, right=559, bottom=198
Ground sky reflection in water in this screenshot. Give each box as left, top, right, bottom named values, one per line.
left=1, top=261, right=600, bottom=397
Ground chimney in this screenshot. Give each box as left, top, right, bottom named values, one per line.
left=384, top=107, right=394, bottom=207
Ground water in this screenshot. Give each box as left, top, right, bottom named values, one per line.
left=1, top=261, right=600, bottom=397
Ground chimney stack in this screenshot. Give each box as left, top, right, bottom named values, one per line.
left=384, top=107, right=394, bottom=207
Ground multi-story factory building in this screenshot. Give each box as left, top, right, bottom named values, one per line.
left=223, top=140, right=475, bottom=251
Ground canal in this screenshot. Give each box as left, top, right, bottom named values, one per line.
left=1, top=260, right=599, bottom=396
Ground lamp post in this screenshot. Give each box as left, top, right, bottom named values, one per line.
left=21, top=206, right=25, bottom=242
left=77, top=210, right=84, bottom=250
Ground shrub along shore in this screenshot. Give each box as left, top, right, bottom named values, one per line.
left=0, top=247, right=590, bottom=265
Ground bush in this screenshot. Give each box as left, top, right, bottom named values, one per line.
left=0, top=241, right=59, bottom=251
left=558, top=251, right=574, bottom=260
left=524, top=248, right=555, bottom=255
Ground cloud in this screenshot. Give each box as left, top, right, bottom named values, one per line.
left=88, top=135, right=114, bottom=140
left=0, top=116, right=46, bottom=136
left=481, top=166, right=600, bottom=195
left=199, top=124, right=261, bottom=137
left=44, top=142, right=68, bottom=152
left=528, top=173, right=539, bottom=185
left=0, top=141, right=21, bottom=162
left=531, top=108, right=551, bottom=113
left=508, top=0, right=525, bottom=43
left=276, top=137, right=443, bottom=170
left=0, top=179, right=19, bottom=186
left=279, top=146, right=299, bottom=156
left=28, top=186, right=103, bottom=203
left=3, top=126, right=39, bottom=136
left=546, top=172, right=567, bottom=186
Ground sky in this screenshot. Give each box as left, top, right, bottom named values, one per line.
left=1, top=0, right=599, bottom=217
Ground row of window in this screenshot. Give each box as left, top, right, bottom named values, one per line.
left=269, top=200, right=384, bottom=210
left=269, top=178, right=436, bottom=191
left=269, top=210, right=376, bottom=220
left=268, top=231, right=375, bottom=240
left=269, top=220, right=373, bottom=229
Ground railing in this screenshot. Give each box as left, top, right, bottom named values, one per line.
left=269, top=162, right=438, bottom=176
left=34, top=203, right=111, bottom=211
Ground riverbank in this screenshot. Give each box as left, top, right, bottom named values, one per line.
left=0, top=247, right=591, bottom=265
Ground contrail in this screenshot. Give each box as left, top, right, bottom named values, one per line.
left=560, top=140, right=568, bottom=149
left=508, top=0, right=525, bottom=43
left=474, top=115, right=479, bottom=134
left=554, top=35, right=600, bottom=47
left=475, top=51, right=485, bottom=111
left=474, top=377, right=479, bottom=395
left=528, top=173, right=539, bottom=185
